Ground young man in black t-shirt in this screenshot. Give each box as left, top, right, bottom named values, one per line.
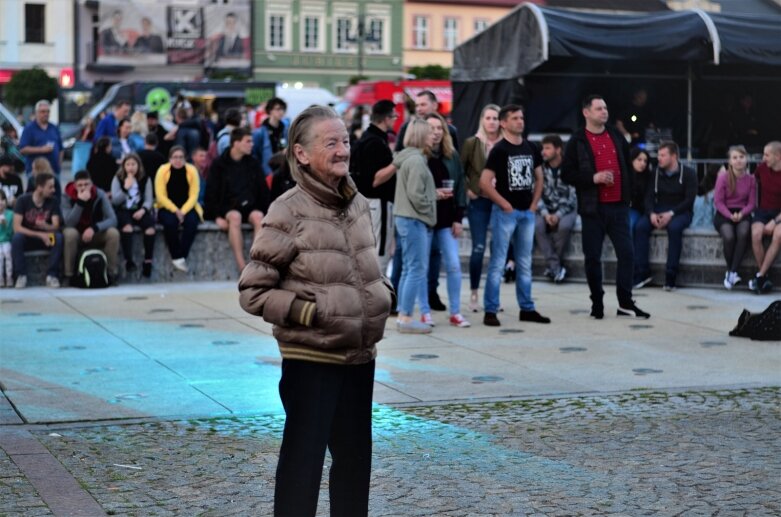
left=479, top=104, right=550, bottom=326
left=11, top=172, right=63, bottom=288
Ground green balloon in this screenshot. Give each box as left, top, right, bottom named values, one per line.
left=146, top=87, right=171, bottom=116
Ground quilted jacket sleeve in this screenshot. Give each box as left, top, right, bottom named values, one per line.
left=238, top=200, right=300, bottom=326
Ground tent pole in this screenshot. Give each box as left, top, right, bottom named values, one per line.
left=687, top=63, right=693, bottom=161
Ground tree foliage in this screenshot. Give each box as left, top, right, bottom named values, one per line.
left=407, top=65, right=451, bottom=80
left=4, top=68, right=58, bottom=109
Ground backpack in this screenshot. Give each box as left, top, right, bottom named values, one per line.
left=75, top=249, right=109, bottom=288
left=729, top=301, right=781, bottom=341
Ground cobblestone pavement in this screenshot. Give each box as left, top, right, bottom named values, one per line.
left=2, top=386, right=778, bottom=516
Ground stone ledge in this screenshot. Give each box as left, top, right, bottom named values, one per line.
left=22, top=224, right=780, bottom=288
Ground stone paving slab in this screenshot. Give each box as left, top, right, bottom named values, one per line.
left=1, top=387, right=775, bottom=516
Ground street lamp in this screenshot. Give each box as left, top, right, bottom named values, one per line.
left=348, top=13, right=380, bottom=79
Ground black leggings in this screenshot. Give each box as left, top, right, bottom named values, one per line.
left=715, top=213, right=750, bottom=271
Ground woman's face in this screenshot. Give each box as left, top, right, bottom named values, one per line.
left=482, top=109, right=499, bottom=135
left=729, top=150, right=747, bottom=172
left=124, top=158, right=139, bottom=176
left=427, top=117, right=444, bottom=147
left=169, top=151, right=186, bottom=167
left=632, top=153, right=648, bottom=173
left=118, top=121, right=131, bottom=139
left=293, top=118, right=350, bottom=187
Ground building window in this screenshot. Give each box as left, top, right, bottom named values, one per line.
left=303, top=15, right=321, bottom=51
left=413, top=16, right=429, bottom=49
left=365, top=18, right=384, bottom=53
left=335, top=17, right=354, bottom=52
left=25, top=3, right=46, bottom=44
left=474, top=18, right=489, bottom=35
left=268, top=14, right=286, bottom=50
left=444, top=17, right=459, bottom=50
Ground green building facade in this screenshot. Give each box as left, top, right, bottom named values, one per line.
left=253, top=1, right=404, bottom=93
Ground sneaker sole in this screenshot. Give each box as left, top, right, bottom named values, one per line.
left=616, top=309, right=650, bottom=319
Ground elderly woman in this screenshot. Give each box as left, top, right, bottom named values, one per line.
left=393, top=118, right=438, bottom=334
left=238, top=106, right=393, bottom=517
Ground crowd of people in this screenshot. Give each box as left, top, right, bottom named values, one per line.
left=0, top=92, right=779, bottom=309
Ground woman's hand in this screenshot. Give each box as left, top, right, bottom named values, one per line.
left=132, top=208, right=145, bottom=221
left=466, top=189, right=478, bottom=201
left=451, top=221, right=463, bottom=238
left=175, top=209, right=185, bottom=224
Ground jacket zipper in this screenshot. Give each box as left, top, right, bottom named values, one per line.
left=338, top=207, right=369, bottom=352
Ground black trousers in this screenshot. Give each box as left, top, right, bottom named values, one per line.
left=580, top=203, right=634, bottom=307
left=275, top=358, right=375, bottom=517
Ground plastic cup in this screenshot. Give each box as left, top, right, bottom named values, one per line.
left=442, top=179, right=454, bottom=192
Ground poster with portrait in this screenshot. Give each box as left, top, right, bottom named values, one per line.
left=204, top=0, right=251, bottom=69
left=96, top=0, right=167, bottom=65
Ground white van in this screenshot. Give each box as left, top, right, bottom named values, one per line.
left=276, top=85, right=339, bottom=121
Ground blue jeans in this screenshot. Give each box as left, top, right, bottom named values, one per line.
left=629, top=208, right=642, bottom=239
left=467, top=196, right=492, bottom=290
left=433, top=227, right=463, bottom=315
left=581, top=203, right=634, bottom=307
left=634, top=206, right=692, bottom=284
left=484, top=207, right=535, bottom=313
left=11, top=232, right=63, bottom=277
left=158, top=209, right=199, bottom=260
left=395, top=216, right=432, bottom=316
left=176, top=128, right=200, bottom=160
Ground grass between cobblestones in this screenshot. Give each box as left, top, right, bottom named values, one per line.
left=3, top=386, right=779, bottom=516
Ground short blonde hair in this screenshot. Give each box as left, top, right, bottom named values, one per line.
left=130, top=111, right=148, bottom=136
left=31, top=157, right=54, bottom=175
left=403, top=118, right=431, bottom=151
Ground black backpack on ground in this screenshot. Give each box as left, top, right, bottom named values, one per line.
left=729, top=301, right=781, bottom=341
left=75, top=249, right=109, bottom=288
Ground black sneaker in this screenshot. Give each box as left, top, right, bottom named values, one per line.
left=590, top=305, right=604, bottom=320
left=428, top=291, right=447, bottom=311
left=504, top=265, right=516, bottom=283
left=519, top=310, right=551, bottom=324
left=483, top=312, right=501, bottom=326
left=760, top=277, right=774, bottom=294
left=142, top=261, right=152, bottom=278
left=748, top=275, right=763, bottom=293
left=125, top=260, right=137, bottom=273
left=617, top=301, right=650, bottom=319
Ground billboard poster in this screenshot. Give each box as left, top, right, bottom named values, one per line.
left=204, top=1, right=251, bottom=68
left=96, top=0, right=250, bottom=68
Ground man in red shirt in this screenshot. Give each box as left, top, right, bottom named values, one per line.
left=562, top=95, right=649, bottom=319
left=748, top=141, right=781, bottom=293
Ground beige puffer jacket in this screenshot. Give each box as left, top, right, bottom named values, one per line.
left=238, top=164, right=394, bottom=365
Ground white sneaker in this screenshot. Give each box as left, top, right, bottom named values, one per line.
left=14, top=275, right=27, bottom=289
left=554, top=267, right=567, bottom=284
left=723, top=271, right=733, bottom=290
left=171, top=258, right=189, bottom=272
left=45, top=275, right=60, bottom=288
left=731, top=271, right=742, bottom=286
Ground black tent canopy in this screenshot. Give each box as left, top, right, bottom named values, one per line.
left=452, top=3, right=781, bottom=157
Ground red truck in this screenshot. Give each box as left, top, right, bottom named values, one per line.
left=339, top=80, right=452, bottom=133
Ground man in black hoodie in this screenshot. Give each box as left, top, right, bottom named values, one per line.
left=633, top=141, right=697, bottom=291
left=205, top=127, right=269, bottom=271
left=351, top=99, right=397, bottom=267
left=62, top=170, right=119, bottom=285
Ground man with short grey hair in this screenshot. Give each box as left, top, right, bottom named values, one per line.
left=18, top=100, right=63, bottom=175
